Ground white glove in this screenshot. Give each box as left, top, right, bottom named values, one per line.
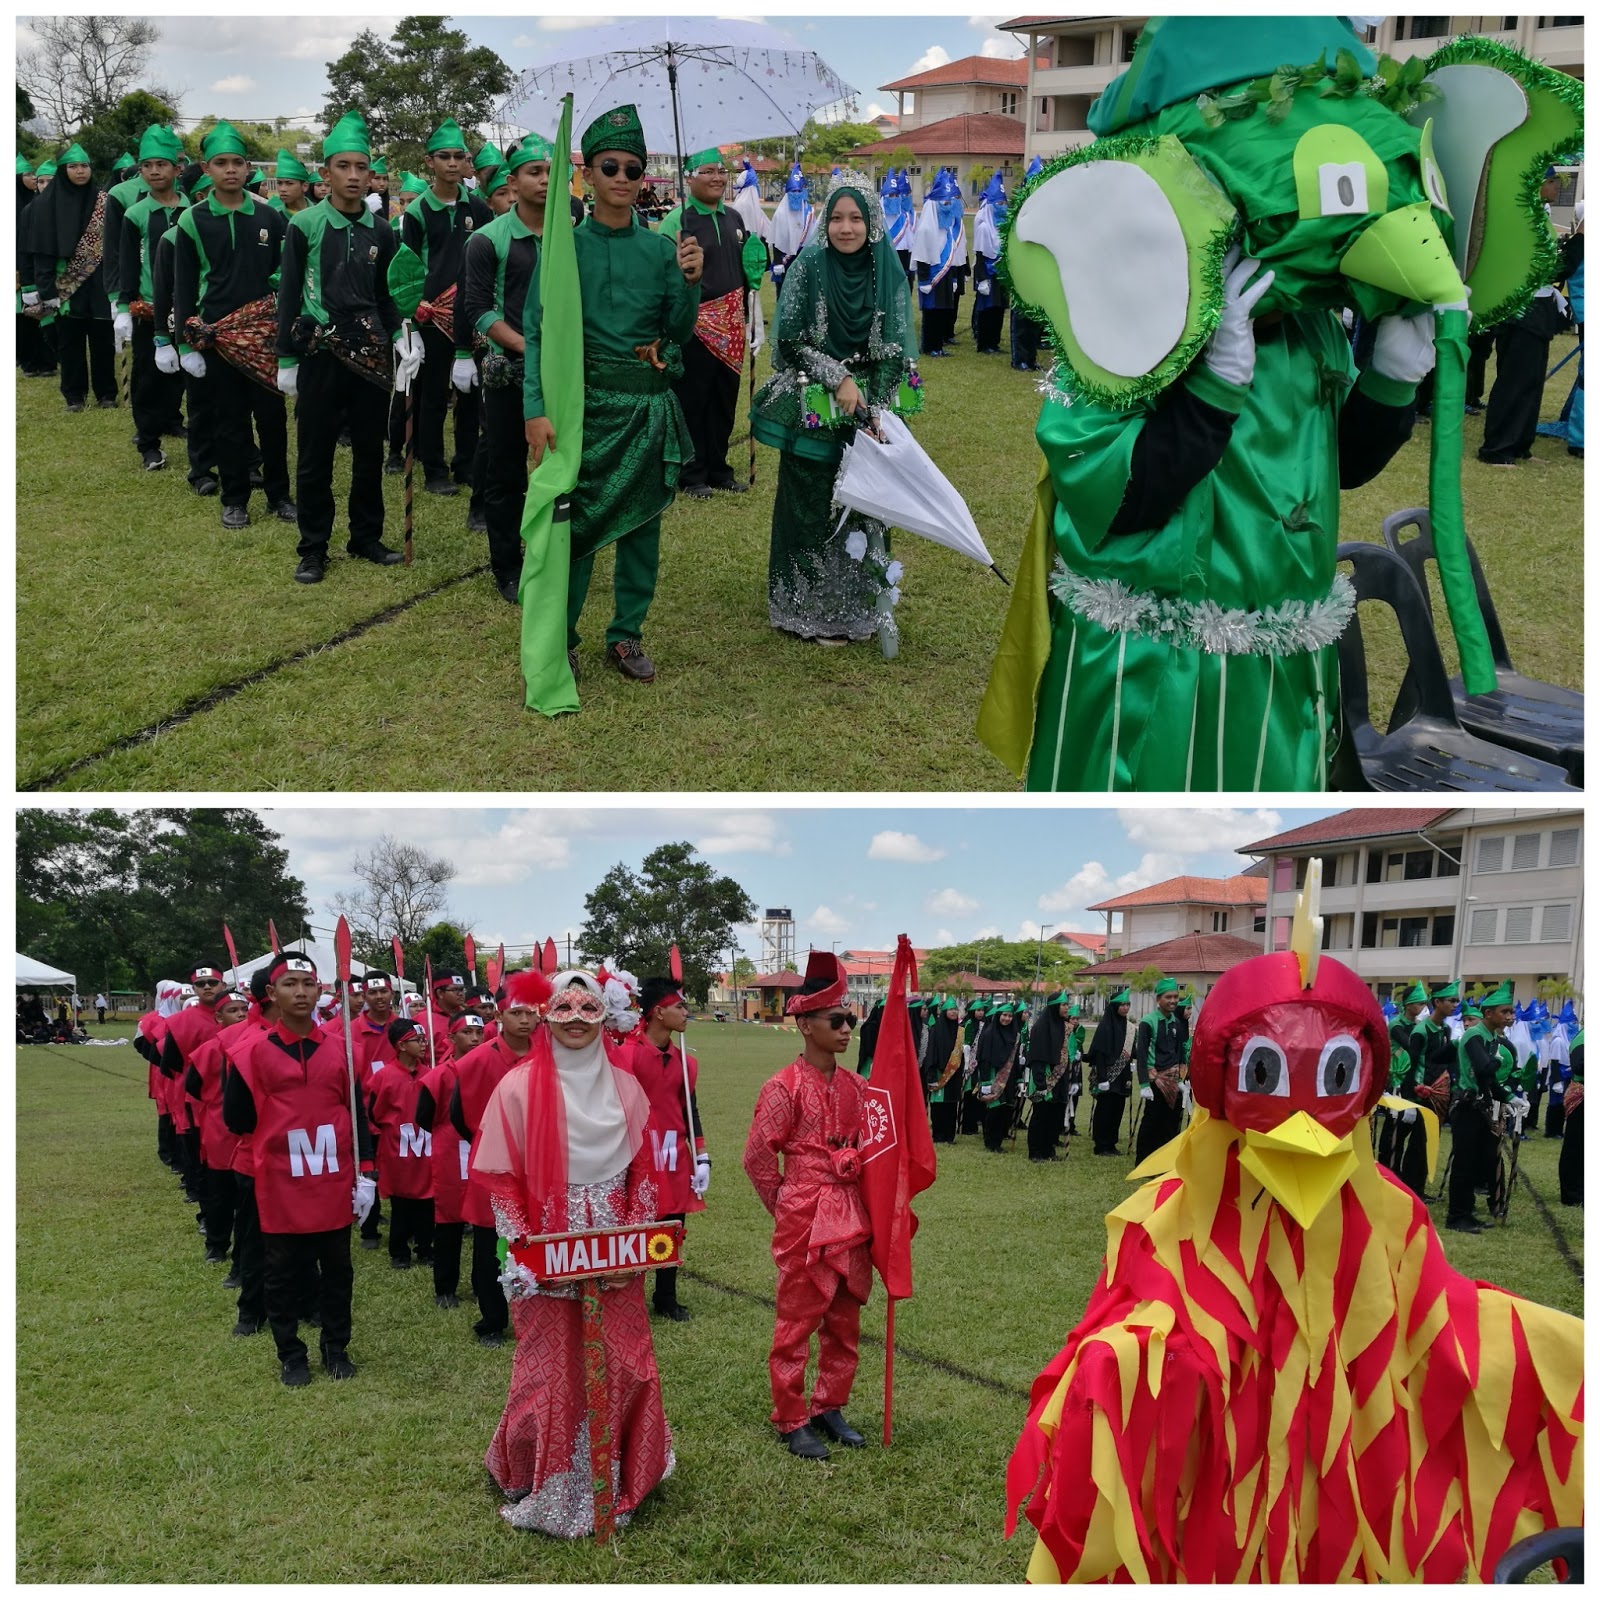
left=353, top=1175, right=377, bottom=1224
left=113, top=310, right=133, bottom=351
left=771, top=262, right=785, bottom=280
left=1097, top=1081, right=1109, bottom=1093
left=21, top=289, right=38, bottom=308
left=276, top=365, right=298, bottom=397
left=690, top=1157, right=711, bottom=1198
left=1509, top=1095, right=1531, bottom=1118
left=1370, top=311, right=1437, bottom=386
left=450, top=355, right=478, bottom=393
left=1140, top=1084, right=1154, bottom=1102
left=1398, top=1106, right=1417, bottom=1124
left=154, top=343, right=180, bottom=375
left=365, top=192, right=382, bottom=214
left=179, top=349, right=207, bottom=379
left=393, top=326, right=425, bottom=394
left=1203, top=245, right=1276, bottom=387
left=977, top=279, right=992, bottom=296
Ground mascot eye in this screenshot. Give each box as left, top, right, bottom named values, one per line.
left=1237, top=1035, right=1289, bottom=1097
left=1318, top=163, right=1370, bottom=215
left=1293, top=125, right=1388, bottom=220
left=1316, top=1035, right=1362, bottom=1098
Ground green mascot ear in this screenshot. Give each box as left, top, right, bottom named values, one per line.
left=1001, top=132, right=1236, bottom=407
left=1411, top=37, right=1583, bottom=327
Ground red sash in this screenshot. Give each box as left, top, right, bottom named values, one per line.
left=695, top=287, right=746, bottom=374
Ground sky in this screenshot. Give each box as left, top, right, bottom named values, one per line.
left=257, top=804, right=1333, bottom=966
left=17, top=14, right=1028, bottom=131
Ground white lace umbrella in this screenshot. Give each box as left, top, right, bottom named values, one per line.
left=497, top=18, right=854, bottom=177
left=834, top=411, right=1007, bottom=582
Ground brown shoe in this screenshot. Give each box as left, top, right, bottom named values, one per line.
left=607, top=639, right=656, bottom=683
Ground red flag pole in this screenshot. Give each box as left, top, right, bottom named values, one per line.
left=222, top=922, right=240, bottom=987
left=334, top=916, right=361, bottom=1190
left=884, top=1299, right=896, bottom=1447
left=422, top=955, right=438, bottom=1077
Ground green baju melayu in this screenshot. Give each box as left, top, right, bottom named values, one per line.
left=523, top=214, right=699, bottom=649
left=751, top=184, right=916, bottom=641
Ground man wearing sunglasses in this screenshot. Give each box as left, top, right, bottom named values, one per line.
left=524, top=103, right=704, bottom=685
left=743, top=952, right=873, bottom=1461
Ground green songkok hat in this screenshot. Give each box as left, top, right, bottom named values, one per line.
left=16, top=154, right=33, bottom=176
left=322, top=110, right=371, bottom=160
left=426, top=117, right=468, bottom=154
left=1478, top=981, right=1515, bottom=1009
left=192, top=175, right=213, bottom=198
left=400, top=171, right=428, bottom=195
left=1402, top=981, right=1430, bottom=1007
left=138, top=124, right=184, bottom=163
left=505, top=132, right=553, bottom=173
left=274, top=149, right=310, bottom=183
left=114, top=150, right=137, bottom=171
left=473, top=141, right=502, bottom=171
left=1067, top=1002, right=1082, bottom=1017
left=201, top=121, right=248, bottom=161
left=36, top=160, right=57, bottom=177
left=685, top=146, right=725, bottom=172
left=483, top=163, right=509, bottom=197
left=1108, top=987, right=1131, bottom=1005
left=581, top=103, right=646, bottom=164
left=370, top=156, right=387, bottom=176
left=1046, top=990, right=1072, bottom=1007
left=1154, top=978, right=1180, bottom=996
left=58, top=142, right=91, bottom=166
left=249, top=167, right=267, bottom=186
left=1431, top=981, right=1461, bottom=1002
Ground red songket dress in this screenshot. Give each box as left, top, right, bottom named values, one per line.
left=472, top=1038, right=674, bottom=1537
left=743, top=1056, right=873, bottom=1432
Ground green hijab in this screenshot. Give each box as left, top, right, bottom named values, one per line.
left=788, top=181, right=912, bottom=363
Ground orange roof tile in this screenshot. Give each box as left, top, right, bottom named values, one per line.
left=850, top=112, right=1025, bottom=158
left=1087, top=874, right=1269, bottom=914
left=880, top=53, right=1037, bottom=91
left=1240, top=808, right=1456, bottom=854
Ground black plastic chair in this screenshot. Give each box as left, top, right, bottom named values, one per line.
left=1334, top=541, right=1573, bottom=791
left=1382, top=508, right=1584, bottom=785
left=1493, top=1527, right=1584, bottom=1583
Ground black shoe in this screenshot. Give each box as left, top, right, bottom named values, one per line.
left=416, top=1253, right=434, bottom=1266
left=1447, top=1216, right=1485, bottom=1234
left=683, top=483, right=714, bottom=500
left=269, top=498, right=298, bottom=524
left=497, top=576, right=520, bottom=605
left=164, top=423, right=188, bottom=438
left=141, top=447, right=167, bottom=471
left=205, top=1247, right=228, bottom=1264
left=193, top=475, right=219, bottom=496
left=653, top=1301, right=692, bottom=1322
left=360, top=1235, right=381, bottom=1249
left=384, top=452, right=405, bottom=475
left=466, top=504, right=488, bottom=532
left=476, top=1328, right=506, bottom=1348
left=435, top=1293, right=461, bottom=1309
left=306, top=1310, right=323, bottom=1328
left=323, top=1348, right=357, bottom=1380
left=281, top=1356, right=312, bottom=1387
left=780, top=1423, right=830, bottom=1460
left=231, top=1317, right=260, bottom=1337
left=715, top=479, right=750, bottom=493
left=65, top=400, right=85, bottom=413
left=349, top=542, right=404, bottom=566
left=607, top=638, right=656, bottom=683
left=98, top=397, right=119, bottom=409
left=812, top=1408, right=866, bottom=1447
left=221, top=504, right=250, bottom=530
left=390, top=1256, right=413, bottom=1270
left=424, top=474, right=459, bottom=496
left=221, top=1271, right=242, bottom=1290
left=294, top=556, right=325, bottom=585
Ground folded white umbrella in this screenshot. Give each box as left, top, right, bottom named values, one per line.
left=833, top=411, right=1006, bottom=581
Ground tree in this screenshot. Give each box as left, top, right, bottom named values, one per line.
left=408, top=920, right=471, bottom=984
left=732, top=956, right=757, bottom=982
left=181, top=116, right=279, bottom=164
left=76, top=88, right=180, bottom=176
left=886, top=143, right=916, bottom=172
left=331, top=834, right=455, bottom=968
left=18, top=16, right=167, bottom=138
left=921, top=938, right=1085, bottom=990
left=322, top=16, right=513, bottom=174
left=577, top=843, right=757, bottom=1004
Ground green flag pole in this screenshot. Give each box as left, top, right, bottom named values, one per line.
left=518, top=93, right=584, bottom=717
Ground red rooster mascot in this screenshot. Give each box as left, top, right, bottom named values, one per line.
left=1006, top=863, right=1583, bottom=1582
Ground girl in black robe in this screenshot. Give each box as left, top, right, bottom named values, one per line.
left=1087, top=999, right=1132, bottom=1155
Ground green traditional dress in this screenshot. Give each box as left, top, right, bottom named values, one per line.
left=751, top=180, right=916, bottom=641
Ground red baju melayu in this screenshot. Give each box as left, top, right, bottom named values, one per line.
left=367, top=1061, right=433, bottom=1199
left=138, top=1009, right=166, bottom=1104
left=616, top=1031, right=705, bottom=1217
left=419, top=1058, right=468, bottom=1223
left=164, top=1004, right=221, bottom=1134
left=456, top=1034, right=531, bottom=1229
left=189, top=1035, right=240, bottom=1170
left=743, top=1056, right=873, bottom=1432
left=218, top=1013, right=268, bottom=1177
left=352, top=1011, right=400, bottom=1079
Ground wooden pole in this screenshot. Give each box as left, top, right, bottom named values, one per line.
left=883, top=1297, right=896, bottom=1447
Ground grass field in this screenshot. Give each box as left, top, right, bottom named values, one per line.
left=17, top=1023, right=1583, bottom=1582
left=15, top=306, right=1583, bottom=793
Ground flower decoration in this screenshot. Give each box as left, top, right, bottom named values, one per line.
left=907, top=366, right=923, bottom=391
left=803, top=409, right=822, bottom=430
left=646, top=1231, right=675, bottom=1263
left=831, top=1146, right=862, bottom=1182
left=844, top=528, right=868, bottom=561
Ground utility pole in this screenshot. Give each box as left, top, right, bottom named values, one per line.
left=1035, top=925, right=1053, bottom=1002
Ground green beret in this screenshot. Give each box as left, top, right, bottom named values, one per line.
left=426, top=118, right=468, bottom=155
left=274, top=149, right=310, bottom=183
left=581, top=103, right=646, bottom=165
left=483, top=163, right=509, bottom=197
left=473, top=141, right=502, bottom=171
left=200, top=122, right=249, bottom=161
left=505, top=132, right=553, bottom=173
left=1478, top=980, right=1515, bottom=1009
left=1402, top=982, right=1430, bottom=1007
left=685, top=147, right=725, bottom=172
left=16, top=154, right=34, bottom=176
left=35, top=160, right=57, bottom=178
left=113, top=150, right=137, bottom=171
left=1108, top=987, right=1131, bottom=1005
left=322, top=110, right=371, bottom=160
left=1154, top=978, right=1179, bottom=996
left=58, top=142, right=91, bottom=166
left=369, top=156, right=388, bottom=176
left=1431, top=982, right=1461, bottom=1002
left=138, top=124, right=185, bottom=164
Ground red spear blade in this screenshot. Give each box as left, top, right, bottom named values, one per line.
left=334, top=916, right=353, bottom=984
left=223, top=923, right=240, bottom=981
left=464, top=934, right=477, bottom=980
left=391, top=936, right=405, bottom=982
left=486, top=955, right=502, bottom=993
left=542, top=938, right=558, bottom=975
left=496, top=942, right=506, bottom=982
left=268, top=919, right=282, bottom=955
left=670, top=942, right=684, bottom=984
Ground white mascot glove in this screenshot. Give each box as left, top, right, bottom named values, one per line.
left=1509, top=1095, right=1531, bottom=1119
left=353, top=1174, right=377, bottom=1224
left=1203, top=245, right=1276, bottom=388
left=113, top=310, right=134, bottom=351
left=1370, top=311, right=1437, bottom=386
left=976, top=279, right=992, bottom=297
left=154, top=343, right=181, bottom=375
left=1398, top=1106, right=1417, bottom=1124
left=1096, top=1081, right=1109, bottom=1093
left=393, top=326, right=425, bottom=394
left=450, top=355, right=478, bottom=393
left=276, top=365, right=298, bottom=397
left=21, top=289, right=39, bottom=308
left=1140, top=1084, right=1154, bottom=1102
left=179, top=349, right=207, bottom=379
left=690, top=1157, right=711, bottom=1198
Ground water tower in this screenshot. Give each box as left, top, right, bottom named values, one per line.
left=760, top=907, right=795, bottom=972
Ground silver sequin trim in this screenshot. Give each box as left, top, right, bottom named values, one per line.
left=499, top=1421, right=678, bottom=1539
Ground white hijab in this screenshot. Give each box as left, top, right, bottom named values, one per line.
left=154, top=980, right=185, bottom=1018
left=550, top=972, right=639, bottom=1185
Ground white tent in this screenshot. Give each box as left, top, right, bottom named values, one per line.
left=17, top=954, right=76, bottom=989
left=227, top=938, right=416, bottom=994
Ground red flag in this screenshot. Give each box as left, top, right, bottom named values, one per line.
left=669, top=943, right=684, bottom=984
left=268, top=919, right=282, bottom=956
left=334, top=915, right=353, bottom=985
left=487, top=953, right=503, bottom=993
left=391, top=937, right=405, bottom=981
left=464, top=934, right=477, bottom=981
left=542, top=938, right=558, bottom=975
left=859, top=935, right=936, bottom=1300
left=222, top=923, right=240, bottom=982
left=490, top=942, right=505, bottom=992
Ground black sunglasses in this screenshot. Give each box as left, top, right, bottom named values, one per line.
left=823, top=1012, right=857, bottom=1029
left=598, top=158, right=644, bottom=181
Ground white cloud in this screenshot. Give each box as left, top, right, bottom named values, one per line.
left=967, top=15, right=1027, bottom=59
left=926, top=887, right=979, bottom=916
left=538, top=14, right=616, bottom=29
left=170, top=17, right=404, bottom=61
left=694, top=812, right=791, bottom=856
left=210, top=74, right=255, bottom=94
left=1117, top=807, right=1283, bottom=858
left=807, top=904, right=851, bottom=937
left=1015, top=919, right=1044, bottom=941
left=973, top=925, right=1001, bottom=940
left=978, top=37, right=1025, bottom=58
left=1036, top=851, right=1187, bottom=921
left=935, top=928, right=955, bottom=944
left=908, top=44, right=951, bottom=74
left=861, top=101, right=890, bottom=120
left=868, top=829, right=946, bottom=864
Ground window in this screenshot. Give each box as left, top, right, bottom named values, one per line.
left=1403, top=849, right=1434, bottom=881
left=1275, top=857, right=1296, bottom=892
left=1365, top=847, right=1384, bottom=884
left=1511, top=833, right=1542, bottom=872
left=1361, top=912, right=1378, bottom=948
left=999, top=91, right=1018, bottom=117
left=1211, top=911, right=1229, bottom=933
left=1436, top=843, right=1461, bottom=878
left=1468, top=908, right=1499, bottom=944
left=1548, top=827, right=1580, bottom=868
left=1542, top=904, right=1573, bottom=942
left=1503, top=906, right=1535, bottom=943
left=1432, top=913, right=1455, bottom=947
left=1406, top=18, right=1447, bottom=39
left=1397, top=916, right=1431, bottom=948
left=1120, top=27, right=1141, bottom=62
left=1319, top=851, right=1345, bottom=887
left=1321, top=914, right=1354, bottom=952
left=1253, top=913, right=1267, bottom=935
left=1476, top=836, right=1506, bottom=873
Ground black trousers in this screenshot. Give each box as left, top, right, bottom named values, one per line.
left=233, top=1173, right=266, bottom=1325
left=183, top=368, right=217, bottom=486
left=1375, top=1105, right=1397, bottom=1168
left=1027, top=1098, right=1064, bottom=1160
left=481, top=383, right=529, bottom=584
left=982, top=1099, right=1012, bottom=1152
left=388, top=1195, right=435, bottom=1264
left=1546, top=1089, right=1568, bottom=1139
left=1465, top=326, right=1495, bottom=407
left=360, top=1191, right=383, bottom=1242
left=413, top=320, right=479, bottom=480
left=972, top=305, right=1006, bottom=353
left=129, top=321, right=183, bottom=451
left=1558, top=1101, right=1583, bottom=1206
left=470, top=1223, right=507, bottom=1335
left=56, top=315, right=116, bottom=405
left=157, top=1110, right=176, bottom=1165
left=673, top=337, right=741, bottom=488
left=296, top=353, right=389, bottom=559
left=433, top=1219, right=465, bottom=1298
left=174, top=1124, right=200, bottom=1196
left=652, top=1212, right=686, bottom=1309
left=1091, top=1092, right=1126, bottom=1154
left=1011, top=310, right=1043, bottom=368
left=209, top=354, right=289, bottom=507
left=264, top=1226, right=354, bottom=1364
left=921, top=307, right=956, bottom=354
left=1134, top=1090, right=1183, bottom=1164
left=1480, top=321, right=1553, bottom=462
left=17, top=311, right=55, bottom=374
left=929, top=1095, right=959, bottom=1143
left=1391, top=1110, right=1429, bottom=1198
left=1447, top=1098, right=1493, bottom=1221
left=202, top=1162, right=236, bottom=1254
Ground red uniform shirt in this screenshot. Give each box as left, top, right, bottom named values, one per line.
left=164, top=1004, right=221, bottom=1134
left=617, top=1031, right=705, bottom=1216
left=351, top=1011, right=400, bottom=1080
left=455, top=1034, right=531, bottom=1228
left=188, top=1035, right=239, bottom=1170
left=137, top=1010, right=166, bottom=1103
left=217, top=1013, right=270, bottom=1175
left=418, top=1059, right=467, bottom=1224
left=366, top=1061, right=434, bottom=1199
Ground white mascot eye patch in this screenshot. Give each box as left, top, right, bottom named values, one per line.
left=1316, top=1035, right=1363, bottom=1098
left=1237, top=1035, right=1290, bottom=1097
left=1318, top=162, right=1370, bottom=216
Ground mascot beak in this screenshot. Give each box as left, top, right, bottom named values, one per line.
left=1238, top=1111, right=1358, bottom=1229
left=1340, top=201, right=1468, bottom=305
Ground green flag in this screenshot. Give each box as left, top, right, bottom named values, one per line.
left=518, top=94, right=584, bottom=717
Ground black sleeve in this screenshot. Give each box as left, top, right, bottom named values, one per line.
left=117, top=212, right=142, bottom=307
left=448, top=1081, right=471, bottom=1141
left=415, top=1084, right=437, bottom=1128
left=184, top=1064, right=203, bottom=1099
left=354, top=1085, right=374, bottom=1164
left=1107, top=380, right=1240, bottom=536
left=1465, top=1034, right=1506, bottom=1100
left=276, top=220, right=306, bottom=357
left=133, top=1032, right=156, bottom=1063
left=160, top=1034, right=184, bottom=1079
left=374, top=222, right=401, bottom=340
left=30, top=225, right=58, bottom=303
left=1557, top=230, right=1583, bottom=287
left=152, top=235, right=175, bottom=339
left=172, top=220, right=199, bottom=342
left=223, top=1066, right=257, bottom=1135
left=461, top=231, right=497, bottom=345
left=1338, top=380, right=1415, bottom=489
left=102, top=195, right=126, bottom=299
left=1132, top=1022, right=1153, bottom=1084
left=687, top=1087, right=704, bottom=1151
left=1571, top=1041, right=1583, bottom=1078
